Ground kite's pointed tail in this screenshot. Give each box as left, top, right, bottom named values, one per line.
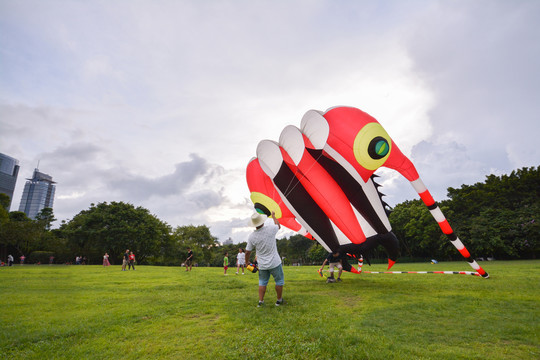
left=410, top=178, right=489, bottom=278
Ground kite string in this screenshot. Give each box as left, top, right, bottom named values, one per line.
left=360, top=271, right=481, bottom=276
left=279, top=150, right=325, bottom=203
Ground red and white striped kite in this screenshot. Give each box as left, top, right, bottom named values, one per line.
left=246, top=106, right=489, bottom=278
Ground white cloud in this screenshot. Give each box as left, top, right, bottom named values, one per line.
left=2, top=0, right=538, bottom=243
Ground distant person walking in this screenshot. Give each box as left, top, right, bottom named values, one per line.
left=103, top=253, right=111, bottom=266
left=49, top=255, right=54, bottom=265
left=19, top=255, right=25, bottom=265
left=128, top=251, right=136, bottom=270
left=223, top=252, right=229, bottom=275
left=7, top=254, right=13, bottom=266
left=236, top=248, right=246, bottom=275
left=122, top=250, right=129, bottom=271
left=185, top=248, right=193, bottom=271
left=245, top=211, right=284, bottom=307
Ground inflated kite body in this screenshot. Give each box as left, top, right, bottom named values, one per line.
left=246, top=106, right=488, bottom=278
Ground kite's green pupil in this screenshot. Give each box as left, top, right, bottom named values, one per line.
left=367, top=136, right=389, bottom=160
left=375, top=140, right=389, bottom=156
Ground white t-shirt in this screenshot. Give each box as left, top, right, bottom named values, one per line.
left=246, top=219, right=281, bottom=270
left=237, top=252, right=246, bottom=265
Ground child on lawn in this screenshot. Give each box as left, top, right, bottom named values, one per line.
left=224, top=252, right=229, bottom=275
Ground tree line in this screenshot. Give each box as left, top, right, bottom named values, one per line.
left=1, top=166, right=538, bottom=266
left=389, top=166, right=539, bottom=260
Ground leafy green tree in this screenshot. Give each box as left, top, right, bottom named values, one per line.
left=0, top=207, right=56, bottom=262
left=0, top=201, right=9, bottom=228
left=388, top=166, right=539, bottom=260
left=60, top=202, right=171, bottom=264
left=276, top=235, right=316, bottom=264
left=45, top=229, right=72, bottom=263
left=0, top=211, right=41, bottom=256
left=0, top=193, right=11, bottom=227
left=0, top=193, right=10, bottom=209
left=389, top=200, right=448, bottom=259
left=307, top=243, right=328, bottom=264
left=28, top=251, right=54, bottom=264
left=207, top=242, right=248, bottom=267
left=447, top=166, right=540, bottom=259
left=171, top=225, right=218, bottom=266
left=35, top=207, right=56, bottom=230
left=464, top=204, right=539, bottom=259
left=287, top=234, right=315, bottom=263
left=9, top=211, right=30, bottom=222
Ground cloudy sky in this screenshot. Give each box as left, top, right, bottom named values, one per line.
left=1, top=0, right=539, bottom=243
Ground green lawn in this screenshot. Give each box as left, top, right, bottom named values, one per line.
left=0, top=260, right=538, bottom=359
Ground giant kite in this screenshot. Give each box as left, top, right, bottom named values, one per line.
left=246, top=106, right=489, bottom=278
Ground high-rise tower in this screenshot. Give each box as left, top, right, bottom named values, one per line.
left=0, top=153, right=20, bottom=210
left=18, top=168, right=56, bottom=219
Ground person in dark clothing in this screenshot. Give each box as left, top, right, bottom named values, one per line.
left=319, top=251, right=344, bottom=282
left=122, top=249, right=129, bottom=271
left=185, top=248, right=193, bottom=271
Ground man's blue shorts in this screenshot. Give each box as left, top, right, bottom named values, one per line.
left=258, top=264, right=285, bottom=286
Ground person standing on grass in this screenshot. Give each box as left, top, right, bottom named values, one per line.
left=122, top=250, right=129, bottom=271
left=245, top=211, right=284, bottom=307
left=20, top=255, right=25, bottom=265
left=236, top=248, right=246, bottom=275
left=128, top=251, right=136, bottom=270
left=7, top=254, right=13, bottom=266
left=103, top=253, right=110, bottom=266
left=318, top=251, right=343, bottom=283
left=185, top=248, right=193, bottom=271
left=223, top=252, right=229, bottom=275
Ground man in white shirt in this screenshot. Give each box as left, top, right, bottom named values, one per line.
left=245, top=211, right=284, bottom=307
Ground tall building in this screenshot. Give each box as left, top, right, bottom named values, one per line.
left=0, top=153, right=20, bottom=210
left=18, top=168, right=56, bottom=219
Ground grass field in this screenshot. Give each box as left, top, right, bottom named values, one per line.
left=0, top=260, right=538, bottom=359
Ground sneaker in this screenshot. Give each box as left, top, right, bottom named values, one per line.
left=257, top=301, right=264, bottom=307
left=275, top=299, right=284, bottom=306
left=337, top=278, right=342, bottom=282
left=235, top=272, right=238, bottom=275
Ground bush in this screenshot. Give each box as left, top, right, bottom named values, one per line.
left=28, top=251, right=54, bottom=264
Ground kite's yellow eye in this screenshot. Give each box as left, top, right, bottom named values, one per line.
left=353, top=122, right=392, bottom=170
left=250, top=192, right=282, bottom=218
